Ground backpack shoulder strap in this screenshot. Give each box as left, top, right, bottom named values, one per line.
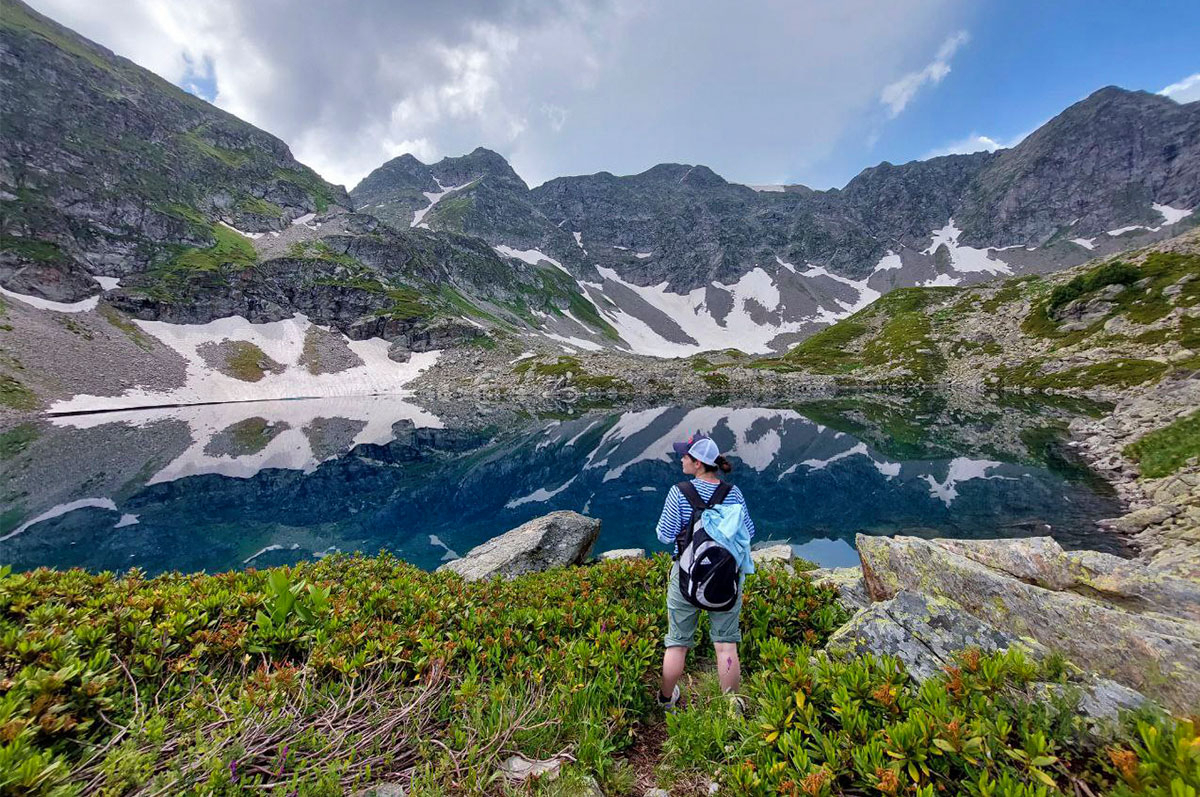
left=707, top=481, right=733, bottom=508
left=677, top=480, right=706, bottom=512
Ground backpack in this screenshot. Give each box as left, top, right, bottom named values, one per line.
left=675, top=480, right=740, bottom=611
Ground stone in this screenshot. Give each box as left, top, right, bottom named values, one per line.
left=856, top=534, right=1200, bottom=712
left=352, top=783, right=406, bottom=797
left=1099, top=505, right=1181, bottom=534
left=598, top=548, right=646, bottom=560
left=1029, top=678, right=1149, bottom=742
left=438, top=511, right=601, bottom=581
left=806, top=566, right=871, bottom=611
left=645, top=790, right=670, bottom=797
left=751, top=543, right=794, bottom=565
left=387, top=340, right=411, bottom=363
left=826, top=591, right=1042, bottom=683
left=498, top=754, right=563, bottom=782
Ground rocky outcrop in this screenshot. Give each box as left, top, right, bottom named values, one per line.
left=827, top=590, right=1041, bottom=682
left=437, top=511, right=601, bottom=581
left=855, top=534, right=1200, bottom=712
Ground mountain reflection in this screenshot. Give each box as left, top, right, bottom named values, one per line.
left=0, top=393, right=1124, bottom=574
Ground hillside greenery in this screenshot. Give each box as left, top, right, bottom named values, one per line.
left=1, top=557, right=1195, bottom=796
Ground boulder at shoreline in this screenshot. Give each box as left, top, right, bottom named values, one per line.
left=438, top=511, right=601, bottom=581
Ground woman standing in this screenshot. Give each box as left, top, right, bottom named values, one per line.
left=655, top=433, right=756, bottom=709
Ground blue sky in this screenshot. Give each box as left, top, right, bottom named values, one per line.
left=28, top=0, right=1200, bottom=190
left=817, top=1, right=1200, bottom=188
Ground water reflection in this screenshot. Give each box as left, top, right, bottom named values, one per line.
left=0, top=392, right=1124, bottom=574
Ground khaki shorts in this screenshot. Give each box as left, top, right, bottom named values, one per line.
left=665, top=561, right=743, bottom=648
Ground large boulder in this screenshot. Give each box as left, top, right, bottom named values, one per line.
left=826, top=590, right=1042, bottom=682
left=856, top=534, right=1200, bottom=712
left=438, top=511, right=600, bottom=581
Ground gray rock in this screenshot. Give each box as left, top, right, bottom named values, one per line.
left=598, top=548, right=645, bottom=560
left=438, top=511, right=600, bottom=581
left=857, top=534, right=1200, bottom=712
left=498, top=754, right=563, bottom=782
left=807, top=566, right=871, bottom=611
left=352, top=783, right=406, bottom=797
left=826, top=591, right=1042, bottom=682
left=751, top=543, right=794, bottom=565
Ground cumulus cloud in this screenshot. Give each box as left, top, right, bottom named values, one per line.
left=879, top=30, right=969, bottom=118
left=1160, top=73, right=1200, bottom=104
left=28, top=0, right=966, bottom=188
left=921, top=125, right=1038, bottom=160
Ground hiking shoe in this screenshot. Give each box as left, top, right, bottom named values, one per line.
left=725, top=693, right=745, bottom=717
left=657, top=684, right=681, bottom=711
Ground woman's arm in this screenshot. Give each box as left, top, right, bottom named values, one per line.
left=655, top=485, right=684, bottom=545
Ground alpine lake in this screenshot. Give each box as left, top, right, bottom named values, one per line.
left=0, top=390, right=1127, bottom=575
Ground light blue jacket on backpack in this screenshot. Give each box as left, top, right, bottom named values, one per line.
left=699, top=503, right=756, bottom=581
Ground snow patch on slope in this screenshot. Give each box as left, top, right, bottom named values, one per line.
left=0, top=286, right=99, bottom=313
left=923, top=220, right=1012, bottom=275
left=47, top=314, right=438, bottom=414
left=493, top=245, right=570, bottom=274
left=412, top=178, right=473, bottom=228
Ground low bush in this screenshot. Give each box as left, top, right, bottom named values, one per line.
left=663, top=640, right=1199, bottom=796
left=0, top=556, right=845, bottom=795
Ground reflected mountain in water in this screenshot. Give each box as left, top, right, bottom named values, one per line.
left=0, top=393, right=1123, bottom=574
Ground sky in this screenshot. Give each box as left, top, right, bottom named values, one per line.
left=26, top=0, right=1200, bottom=191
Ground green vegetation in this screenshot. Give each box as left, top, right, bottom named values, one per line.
left=1024, top=253, right=1200, bottom=340
left=224, top=416, right=284, bottom=455
left=287, top=240, right=362, bottom=268
left=275, top=167, right=339, bottom=213
left=0, top=422, right=38, bottom=459
left=134, top=223, right=258, bottom=302
left=98, top=304, right=154, bottom=351
left=425, top=194, right=473, bottom=230
left=221, top=341, right=278, bottom=383
left=997, top=358, right=1168, bottom=392
left=3, top=558, right=1193, bottom=796
left=777, top=321, right=870, bottom=373
left=0, top=0, right=118, bottom=74
left=1124, top=409, right=1200, bottom=479
left=0, top=556, right=845, bottom=795
left=0, top=235, right=66, bottom=264
left=980, top=275, right=1041, bottom=314
left=662, top=641, right=1197, bottom=797
left=702, top=372, right=731, bottom=392
left=516, top=356, right=632, bottom=392
left=0, top=373, right=37, bottom=410
left=757, top=287, right=958, bottom=382
left=236, top=196, right=284, bottom=218
left=181, top=130, right=250, bottom=168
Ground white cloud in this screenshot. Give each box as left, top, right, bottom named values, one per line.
left=880, top=30, right=969, bottom=118
left=921, top=122, right=1042, bottom=160
left=1160, top=72, right=1200, bottom=104
left=27, top=0, right=966, bottom=189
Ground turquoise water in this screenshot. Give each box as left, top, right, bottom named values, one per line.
left=0, top=393, right=1125, bottom=574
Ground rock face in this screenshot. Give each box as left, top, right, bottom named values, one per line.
left=856, top=534, right=1200, bottom=712
left=438, top=511, right=601, bottom=581
left=827, top=590, right=1042, bottom=682
left=0, top=0, right=348, bottom=300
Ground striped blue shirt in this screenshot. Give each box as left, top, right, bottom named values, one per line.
left=655, top=479, right=756, bottom=546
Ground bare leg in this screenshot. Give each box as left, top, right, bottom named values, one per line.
left=714, top=642, right=741, bottom=693
left=661, top=646, right=688, bottom=698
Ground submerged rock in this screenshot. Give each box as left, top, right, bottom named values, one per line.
left=856, top=534, right=1200, bottom=712
left=438, top=511, right=600, bottom=581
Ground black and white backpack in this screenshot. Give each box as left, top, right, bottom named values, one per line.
left=674, top=480, right=740, bottom=611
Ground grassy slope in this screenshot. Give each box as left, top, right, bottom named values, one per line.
left=754, top=231, right=1200, bottom=394
left=2, top=557, right=1194, bottom=796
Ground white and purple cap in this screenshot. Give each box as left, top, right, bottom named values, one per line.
left=672, top=432, right=720, bottom=465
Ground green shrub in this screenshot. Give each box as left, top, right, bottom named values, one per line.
left=662, top=639, right=1198, bottom=796
left=1124, top=409, right=1200, bottom=478
left=0, top=556, right=845, bottom=794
